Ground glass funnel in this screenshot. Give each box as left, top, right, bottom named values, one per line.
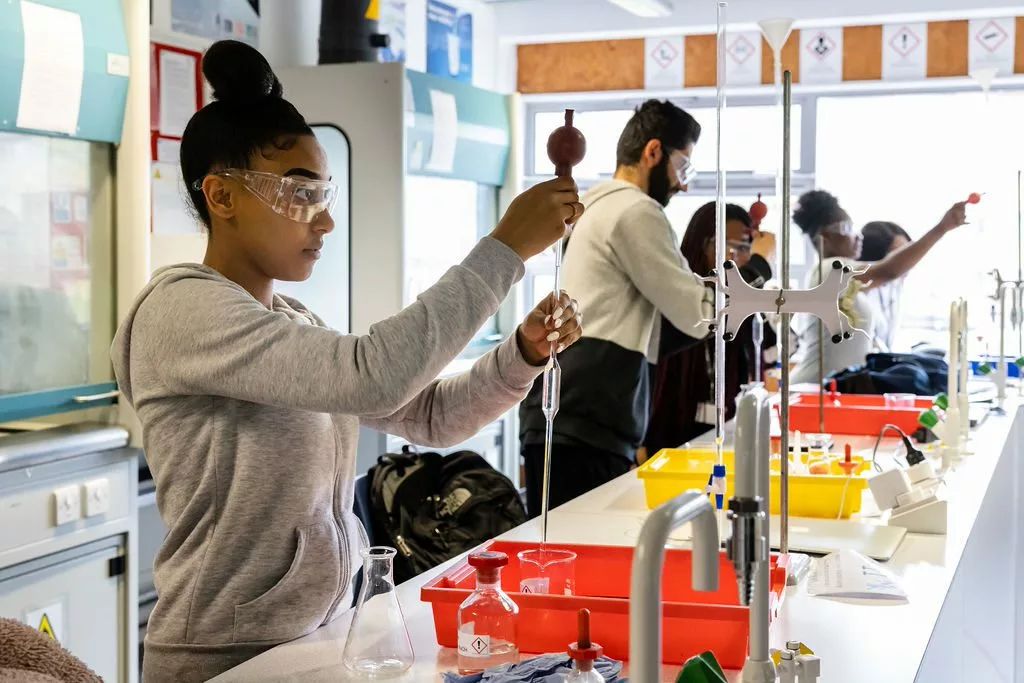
left=342, top=547, right=414, bottom=678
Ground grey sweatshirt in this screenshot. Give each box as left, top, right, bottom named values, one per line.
left=112, top=237, right=541, bottom=682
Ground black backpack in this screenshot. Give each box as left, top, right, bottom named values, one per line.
left=367, top=448, right=527, bottom=584
left=828, top=352, right=949, bottom=396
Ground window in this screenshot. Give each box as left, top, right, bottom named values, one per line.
left=0, top=132, right=116, bottom=419
left=816, top=91, right=1024, bottom=348
left=533, top=109, right=634, bottom=178
left=405, top=176, right=502, bottom=346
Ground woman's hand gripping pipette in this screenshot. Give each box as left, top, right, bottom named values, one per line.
left=538, top=109, right=586, bottom=544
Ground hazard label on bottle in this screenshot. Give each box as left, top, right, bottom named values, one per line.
left=458, top=630, right=491, bottom=657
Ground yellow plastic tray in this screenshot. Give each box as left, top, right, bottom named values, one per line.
left=636, top=448, right=870, bottom=519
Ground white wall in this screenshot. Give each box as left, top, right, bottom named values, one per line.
left=493, top=0, right=1024, bottom=43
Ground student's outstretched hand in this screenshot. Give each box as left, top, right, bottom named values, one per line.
left=938, top=201, right=969, bottom=233
left=516, top=290, right=583, bottom=366
left=491, top=177, right=584, bottom=261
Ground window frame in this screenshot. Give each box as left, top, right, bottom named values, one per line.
left=519, top=82, right=1024, bottom=337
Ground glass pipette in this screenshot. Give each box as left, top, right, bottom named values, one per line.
left=541, top=110, right=586, bottom=544
left=713, top=0, right=728, bottom=535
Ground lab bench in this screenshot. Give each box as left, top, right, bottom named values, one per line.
left=0, top=423, right=140, bottom=683
left=208, top=403, right=1023, bottom=682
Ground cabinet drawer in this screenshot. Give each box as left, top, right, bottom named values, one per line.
left=0, top=460, right=132, bottom=558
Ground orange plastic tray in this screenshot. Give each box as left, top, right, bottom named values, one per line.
left=789, top=392, right=932, bottom=436
left=420, top=540, right=787, bottom=668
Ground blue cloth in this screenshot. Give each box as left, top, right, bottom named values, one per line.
left=442, top=654, right=624, bottom=683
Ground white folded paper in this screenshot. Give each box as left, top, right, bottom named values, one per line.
left=807, top=549, right=908, bottom=601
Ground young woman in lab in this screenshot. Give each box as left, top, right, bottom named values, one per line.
left=112, top=41, right=584, bottom=682
left=859, top=221, right=913, bottom=349
left=789, top=190, right=967, bottom=384
left=644, top=201, right=777, bottom=456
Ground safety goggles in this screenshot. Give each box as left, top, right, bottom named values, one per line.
left=820, top=219, right=855, bottom=237
left=670, top=152, right=697, bottom=187
left=194, top=169, right=339, bottom=223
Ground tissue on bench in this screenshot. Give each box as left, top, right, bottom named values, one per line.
left=442, top=654, right=624, bottom=683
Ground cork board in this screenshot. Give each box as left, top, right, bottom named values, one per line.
left=517, top=40, right=645, bottom=93
left=927, top=20, right=969, bottom=78
left=842, top=25, right=883, bottom=81
left=1016, top=17, right=1024, bottom=73
left=685, top=34, right=717, bottom=88
left=761, top=33, right=801, bottom=85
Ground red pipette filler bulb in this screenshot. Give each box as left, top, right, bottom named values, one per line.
left=568, top=608, right=602, bottom=671
left=749, top=193, right=769, bottom=230
left=547, top=109, right=587, bottom=179
left=967, top=192, right=983, bottom=205
left=829, top=379, right=839, bottom=404
left=839, top=443, right=857, bottom=476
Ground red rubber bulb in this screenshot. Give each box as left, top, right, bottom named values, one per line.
left=967, top=192, right=982, bottom=205
left=547, top=109, right=587, bottom=179
left=749, top=193, right=769, bottom=229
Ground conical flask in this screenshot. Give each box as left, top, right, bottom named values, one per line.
left=342, top=546, right=414, bottom=678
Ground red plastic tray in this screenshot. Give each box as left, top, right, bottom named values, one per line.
left=420, top=540, right=787, bottom=668
left=789, top=392, right=932, bottom=436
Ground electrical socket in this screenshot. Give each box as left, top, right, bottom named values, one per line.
left=53, top=485, right=81, bottom=526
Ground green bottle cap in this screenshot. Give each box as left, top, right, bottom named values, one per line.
left=978, top=362, right=993, bottom=375
left=1015, top=357, right=1024, bottom=369
left=918, top=409, right=940, bottom=430
left=933, top=393, right=949, bottom=410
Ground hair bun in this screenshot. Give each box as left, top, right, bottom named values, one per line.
left=202, top=40, right=283, bottom=102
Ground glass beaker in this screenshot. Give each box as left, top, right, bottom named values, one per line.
left=517, top=548, right=577, bottom=596
left=342, top=547, right=414, bottom=678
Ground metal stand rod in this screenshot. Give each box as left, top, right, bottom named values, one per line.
left=817, top=236, right=825, bottom=431
left=779, top=70, right=793, bottom=556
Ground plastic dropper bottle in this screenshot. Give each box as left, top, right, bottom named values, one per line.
left=566, top=608, right=603, bottom=682
left=457, top=551, right=519, bottom=674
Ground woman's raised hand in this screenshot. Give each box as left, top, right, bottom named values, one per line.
left=490, top=177, right=584, bottom=261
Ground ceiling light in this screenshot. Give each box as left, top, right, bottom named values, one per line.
left=606, top=0, right=674, bottom=18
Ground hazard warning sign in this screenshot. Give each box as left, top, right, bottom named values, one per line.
left=25, top=603, right=63, bottom=643
left=800, top=27, right=843, bottom=84
left=724, top=31, right=762, bottom=86
left=969, top=17, right=1016, bottom=76
left=644, top=36, right=684, bottom=89
left=882, top=23, right=927, bottom=81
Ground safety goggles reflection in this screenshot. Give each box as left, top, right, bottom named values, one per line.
left=670, top=153, right=697, bottom=186
left=820, top=219, right=855, bottom=237
left=194, top=169, right=339, bottom=223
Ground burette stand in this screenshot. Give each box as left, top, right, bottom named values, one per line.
left=539, top=109, right=586, bottom=544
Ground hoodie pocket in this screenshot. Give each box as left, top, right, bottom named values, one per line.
left=232, top=522, right=340, bottom=643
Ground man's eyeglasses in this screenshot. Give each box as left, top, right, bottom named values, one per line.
left=669, top=152, right=696, bottom=186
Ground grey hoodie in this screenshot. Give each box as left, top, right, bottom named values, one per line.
left=112, top=237, right=541, bottom=682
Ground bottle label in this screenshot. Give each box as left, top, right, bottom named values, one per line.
left=458, top=630, right=491, bottom=658
left=519, top=577, right=550, bottom=594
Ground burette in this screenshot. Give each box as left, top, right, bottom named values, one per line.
left=712, top=0, right=728, bottom=489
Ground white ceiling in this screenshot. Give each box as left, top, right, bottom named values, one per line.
left=491, top=0, right=1024, bottom=43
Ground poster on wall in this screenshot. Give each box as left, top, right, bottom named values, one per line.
left=426, top=0, right=473, bottom=83
left=380, top=0, right=407, bottom=63
left=644, top=36, right=684, bottom=89
left=171, top=0, right=259, bottom=47
left=882, top=23, right=928, bottom=81
left=723, top=31, right=762, bottom=86
left=968, top=17, right=1016, bottom=77
left=800, top=27, right=843, bottom=84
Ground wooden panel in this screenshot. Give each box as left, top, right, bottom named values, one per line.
left=517, top=40, right=645, bottom=93
left=761, top=33, right=801, bottom=85
left=843, top=25, right=882, bottom=81
left=927, top=20, right=968, bottom=77
left=1016, top=17, right=1024, bottom=73
left=685, top=34, right=717, bottom=88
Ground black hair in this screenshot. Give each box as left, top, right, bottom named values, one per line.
left=680, top=202, right=752, bottom=276
left=860, top=221, right=912, bottom=262
left=615, top=100, right=701, bottom=167
left=180, top=40, right=314, bottom=227
left=792, top=189, right=845, bottom=239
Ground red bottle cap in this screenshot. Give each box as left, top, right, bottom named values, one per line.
left=568, top=608, right=603, bottom=665
left=468, top=551, right=509, bottom=570
left=839, top=443, right=857, bottom=475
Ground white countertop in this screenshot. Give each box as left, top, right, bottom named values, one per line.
left=212, top=404, right=1022, bottom=683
